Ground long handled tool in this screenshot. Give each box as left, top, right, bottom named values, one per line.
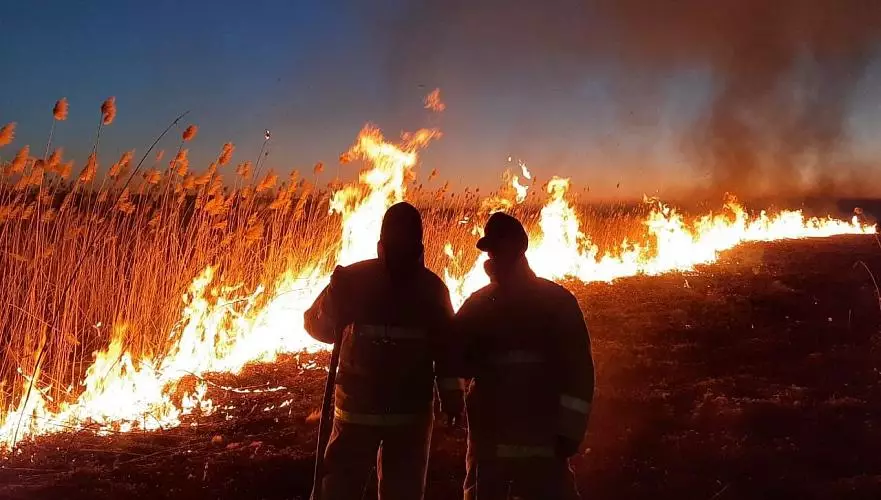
left=310, top=326, right=344, bottom=500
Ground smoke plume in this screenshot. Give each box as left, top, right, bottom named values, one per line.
left=385, top=0, right=881, bottom=198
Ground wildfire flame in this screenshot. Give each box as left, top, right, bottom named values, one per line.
left=330, top=125, right=440, bottom=266
left=0, top=99, right=875, bottom=451
left=512, top=175, right=529, bottom=204
left=0, top=124, right=439, bottom=450
left=444, top=176, right=874, bottom=309
left=521, top=161, right=532, bottom=180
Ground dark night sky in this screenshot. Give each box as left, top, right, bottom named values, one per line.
left=2, top=0, right=881, bottom=199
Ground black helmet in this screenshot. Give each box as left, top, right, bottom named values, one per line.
left=476, top=212, right=528, bottom=257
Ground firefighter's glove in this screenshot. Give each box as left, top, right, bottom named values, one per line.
left=555, top=435, right=580, bottom=458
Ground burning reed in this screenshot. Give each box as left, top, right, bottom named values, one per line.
left=0, top=96, right=872, bottom=451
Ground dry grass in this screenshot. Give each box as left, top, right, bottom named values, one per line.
left=0, top=98, right=644, bottom=417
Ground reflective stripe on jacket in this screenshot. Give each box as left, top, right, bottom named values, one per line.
left=333, top=407, right=429, bottom=426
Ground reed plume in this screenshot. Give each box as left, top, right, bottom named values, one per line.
left=109, top=151, right=134, bottom=179
left=101, top=97, right=117, bottom=125
left=257, top=170, right=277, bottom=193
left=0, top=123, right=15, bottom=148
left=172, top=149, right=190, bottom=176
left=8, top=146, right=30, bottom=175
left=79, top=152, right=98, bottom=183
left=236, top=161, right=253, bottom=179
left=218, top=143, right=235, bottom=166
left=182, top=125, right=198, bottom=142
left=53, top=99, right=69, bottom=121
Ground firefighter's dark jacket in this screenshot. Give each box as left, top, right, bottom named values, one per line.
left=304, top=259, right=463, bottom=417
left=457, top=269, right=595, bottom=453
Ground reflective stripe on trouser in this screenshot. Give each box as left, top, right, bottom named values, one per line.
left=334, top=407, right=424, bottom=426
left=356, top=324, right=427, bottom=340
left=321, top=415, right=433, bottom=500
left=558, top=394, right=591, bottom=440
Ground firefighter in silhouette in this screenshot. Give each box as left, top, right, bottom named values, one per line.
left=457, top=212, right=595, bottom=499
left=304, top=202, right=464, bottom=500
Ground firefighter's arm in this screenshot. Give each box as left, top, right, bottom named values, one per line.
left=556, top=292, right=595, bottom=450
left=433, top=284, right=465, bottom=420
left=454, top=293, right=484, bottom=381
left=303, top=265, right=351, bottom=344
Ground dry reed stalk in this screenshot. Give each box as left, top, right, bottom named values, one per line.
left=8, top=109, right=190, bottom=450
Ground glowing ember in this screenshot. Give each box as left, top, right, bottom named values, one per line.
left=424, top=88, right=446, bottom=113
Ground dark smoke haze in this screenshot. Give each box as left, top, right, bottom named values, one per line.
left=385, top=0, right=881, bottom=199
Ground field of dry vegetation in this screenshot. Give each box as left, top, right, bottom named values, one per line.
left=2, top=98, right=880, bottom=499
left=0, top=98, right=645, bottom=436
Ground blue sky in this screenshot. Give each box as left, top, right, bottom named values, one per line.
left=2, top=1, right=879, bottom=198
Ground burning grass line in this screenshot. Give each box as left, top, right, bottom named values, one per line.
left=28, top=364, right=299, bottom=434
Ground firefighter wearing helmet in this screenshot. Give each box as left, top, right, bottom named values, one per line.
left=304, top=202, right=464, bottom=500
left=457, top=212, right=595, bottom=499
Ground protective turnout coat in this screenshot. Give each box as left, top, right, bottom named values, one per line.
left=305, top=259, right=462, bottom=418
left=304, top=259, right=463, bottom=500
left=457, top=267, right=594, bottom=499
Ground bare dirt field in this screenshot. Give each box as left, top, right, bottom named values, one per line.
left=2, top=235, right=881, bottom=500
